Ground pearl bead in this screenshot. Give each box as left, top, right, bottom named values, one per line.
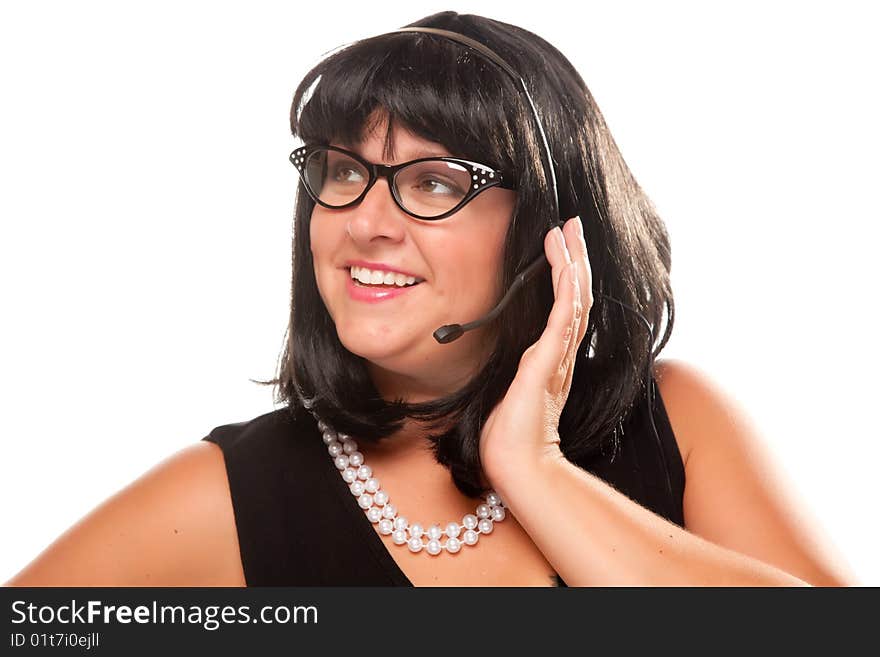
left=316, top=414, right=510, bottom=559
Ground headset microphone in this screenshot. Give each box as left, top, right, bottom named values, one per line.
left=432, top=237, right=560, bottom=343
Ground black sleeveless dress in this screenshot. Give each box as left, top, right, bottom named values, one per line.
left=201, top=377, right=686, bottom=587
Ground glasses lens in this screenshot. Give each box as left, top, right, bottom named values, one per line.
left=395, top=160, right=471, bottom=218
left=303, top=148, right=370, bottom=207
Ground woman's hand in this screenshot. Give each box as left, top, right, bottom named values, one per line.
left=479, top=215, right=594, bottom=484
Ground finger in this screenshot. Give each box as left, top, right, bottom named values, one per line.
left=526, top=258, right=580, bottom=395
left=526, top=217, right=583, bottom=395
left=563, top=215, right=593, bottom=346
left=544, top=224, right=571, bottom=298
left=560, top=217, right=593, bottom=395
left=562, top=290, right=582, bottom=395
left=559, top=260, right=582, bottom=394
left=556, top=260, right=582, bottom=394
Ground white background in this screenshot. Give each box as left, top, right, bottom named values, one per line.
left=2, top=1, right=876, bottom=585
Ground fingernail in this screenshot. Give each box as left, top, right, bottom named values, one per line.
left=554, top=226, right=565, bottom=248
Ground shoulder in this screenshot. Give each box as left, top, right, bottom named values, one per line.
left=6, top=440, right=245, bottom=587
left=651, top=356, right=770, bottom=469
left=650, top=357, right=858, bottom=585
left=201, top=406, right=316, bottom=497
left=650, top=357, right=716, bottom=468
left=651, top=356, right=773, bottom=473
left=203, top=406, right=302, bottom=455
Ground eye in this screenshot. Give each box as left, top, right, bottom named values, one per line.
left=332, top=166, right=365, bottom=183
left=415, top=177, right=463, bottom=196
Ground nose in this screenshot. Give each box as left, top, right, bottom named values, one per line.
left=344, top=175, right=408, bottom=244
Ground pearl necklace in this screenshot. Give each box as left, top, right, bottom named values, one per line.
left=315, top=416, right=507, bottom=555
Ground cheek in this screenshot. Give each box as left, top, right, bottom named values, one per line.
left=308, top=213, right=336, bottom=303
left=309, top=209, right=340, bottom=267
left=444, top=238, right=507, bottom=306
left=308, top=209, right=323, bottom=255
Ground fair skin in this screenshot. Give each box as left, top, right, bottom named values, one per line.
left=4, top=115, right=858, bottom=587
left=310, top=114, right=516, bottom=410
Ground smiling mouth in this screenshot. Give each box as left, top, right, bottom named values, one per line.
left=346, top=267, right=425, bottom=289
left=351, top=279, right=424, bottom=289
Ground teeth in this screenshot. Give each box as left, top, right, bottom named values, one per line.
left=350, top=266, right=420, bottom=287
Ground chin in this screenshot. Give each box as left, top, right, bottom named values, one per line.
left=336, top=327, right=424, bottom=362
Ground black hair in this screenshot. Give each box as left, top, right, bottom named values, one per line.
left=259, top=11, right=674, bottom=498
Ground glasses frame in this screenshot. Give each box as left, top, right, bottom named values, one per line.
left=289, top=144, right=517, bottom=221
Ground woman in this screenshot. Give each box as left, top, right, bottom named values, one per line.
left=5, top=11, right=855, bottom=587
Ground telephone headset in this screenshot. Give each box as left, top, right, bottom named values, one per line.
left=299, top=25, right=674, bottom=505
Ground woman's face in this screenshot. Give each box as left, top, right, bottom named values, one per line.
left=309, top=112, right=517, bottom=403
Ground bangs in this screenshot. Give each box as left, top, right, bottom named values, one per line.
left=290, top=32, right=525, bottom=185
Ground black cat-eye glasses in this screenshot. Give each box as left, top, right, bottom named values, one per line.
left=290, top=144, right=517, bottom=220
